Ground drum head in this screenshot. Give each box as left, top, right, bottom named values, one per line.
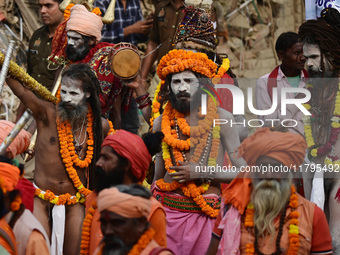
left=111, top=50, right=141, bottom=79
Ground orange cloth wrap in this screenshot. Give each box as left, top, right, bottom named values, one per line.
left=0, top=162, right=20, bottom=193
left=237, top=127, right=307, bottom=168
left=0, top=120, right=32, bottom=158
left=66, top=4, right=103, bottom=43
left=97, top=187, right=151, bottom=218
left=101, top=130, right=151, bottom=182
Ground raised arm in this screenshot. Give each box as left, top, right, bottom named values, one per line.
left=5, top=77, right=47, bottom=121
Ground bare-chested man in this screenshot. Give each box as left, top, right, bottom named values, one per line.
left=151, top=49, right=246, bottom=255
left=5, top=63, right=109, bottom=255
left=299, top=7, right=340, bottom=253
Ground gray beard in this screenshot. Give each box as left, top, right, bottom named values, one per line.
left=57, top=100, right=88, bottom=126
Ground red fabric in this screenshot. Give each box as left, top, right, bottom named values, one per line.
left=49, top=19, right=68, bottom=65
left=267, top=65, right=309, bottom=101
left=216, top=73, right=235, bottom=112
left=311, top=205, right=333, bottom=253
left=101, top=130, right=151, bottom=182
left=15, top=178, right=35, bottom=213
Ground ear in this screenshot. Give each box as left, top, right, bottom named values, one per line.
left=85, top=92, right=90, bottom=98
left=89, top=37, right=96, bottom=46
left=124, top=161, right=131, bottom=172
left=277, top=50, right=284, bottom=61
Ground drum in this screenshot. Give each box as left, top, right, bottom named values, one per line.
left=110, top=42, right=141, bottom=80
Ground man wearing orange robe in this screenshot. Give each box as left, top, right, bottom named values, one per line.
left=83, top=130, right=166, bottom=255
left=95, top=185, right=173, bottom=255
left=207, top=128, right=333, bottom=255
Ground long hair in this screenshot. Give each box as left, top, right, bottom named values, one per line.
left=251, top=177, right=292, bottom=241
left=299, top=8, right=340, bottom=75
left=62, top=63, right=103, bottom=189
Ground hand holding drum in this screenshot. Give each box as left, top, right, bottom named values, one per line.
left=109, top=42, right=141, bottom=83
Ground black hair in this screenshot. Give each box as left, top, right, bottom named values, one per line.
left=0, top=155, right=24, bottom=176
left=299, top=7, right=340, bottom=72
left=107, top=131, right=164, bottom=183
left=115, top=184, right=152, bottom=199
left=141, top=131, right=164, bottom=157
left=275, top=32, right=299, bottom=55
left=62, top=63, right=103, bottom=189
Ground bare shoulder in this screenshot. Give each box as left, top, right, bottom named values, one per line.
left=101, top=117, right=110, bottom=137
left=152, top=114, right=163, bottom=132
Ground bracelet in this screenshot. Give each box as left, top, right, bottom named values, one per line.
left=135, top=92, right=150, bottom=103
left=138, top=99, right=151, bottom=109
left=137, top=96, right=150, bottom=106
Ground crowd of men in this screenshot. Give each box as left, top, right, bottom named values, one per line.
left=0, top=0, right=340, bottom=254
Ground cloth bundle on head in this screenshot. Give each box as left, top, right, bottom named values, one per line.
left=66, top=4, right=103, bottom=43
left=237, top=127, right=307, bottom=168
left=157, top=49, right=218, bottom=81
left=101, top=130, right=151, bottom=182
left=97, top=187, right=151, bottom=218
left=0, top=162, right=20, bottom=193
left=0, top=120, right=32, bottom=158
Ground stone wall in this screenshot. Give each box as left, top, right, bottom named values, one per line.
left=216, top=0, right=305, bottom=79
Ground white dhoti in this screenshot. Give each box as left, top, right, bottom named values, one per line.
left=33, top=183, right=78, bottom=255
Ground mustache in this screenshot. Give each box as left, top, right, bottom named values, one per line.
left=176, top=92, right=190, bottom=98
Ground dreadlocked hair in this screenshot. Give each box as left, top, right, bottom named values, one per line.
left=62, top=63, right=103, bottom=190
left=299, top=8, right=340, bottom=73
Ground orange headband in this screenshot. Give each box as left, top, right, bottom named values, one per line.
left=97, top=187, right=151, bottom=218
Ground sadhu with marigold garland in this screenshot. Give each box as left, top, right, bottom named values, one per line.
left=151, top=49, right=247, bottom=254
left=207, top=128, right=333, bottom=255
left=5, top=63, right=112, bottom=255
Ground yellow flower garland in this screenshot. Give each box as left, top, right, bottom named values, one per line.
left=303, top=82, right=340, bottom=167
left=156, top=97, right=221, bottom=218
left=35, top=188, right=85, bottom=205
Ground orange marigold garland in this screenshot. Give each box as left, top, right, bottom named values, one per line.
left=107, top=119, right=116, bottom=135
left=244, top=185, right=299, bottom=255
left=57, top=105, right=94, bottom=197
left=80, top=200, right=97, bottom=255
left=157, top=97, right=221, bottom=218
left=10, top=195, right=22, bottom=211
left=35, top=188, right=85, bottom=205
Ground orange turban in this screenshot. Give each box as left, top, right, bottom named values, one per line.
left=0, top=120, right=32, bottom=158
left=66, top=5, right=103, bottom=43
left=237, top=127, right=307, bottom=168
left=101, top=130, right=151, bottom=182
left=157, top=49, right=218, bottom=81
left=97, top=187, right=151, bottom=218
left=0, top=162, right=20, bottom=193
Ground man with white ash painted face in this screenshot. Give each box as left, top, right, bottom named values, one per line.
left=299, top=7, right=340, bottom=254
left=5, top=63, right=110, bottom=255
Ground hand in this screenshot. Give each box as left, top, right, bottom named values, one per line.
left=131, top=20, right=153, bottom=36
left=122, top=74, right=141, bottom=90
left=23, top=148, right=35, bottom=162
left=168, top=161, right=199, bottom=183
